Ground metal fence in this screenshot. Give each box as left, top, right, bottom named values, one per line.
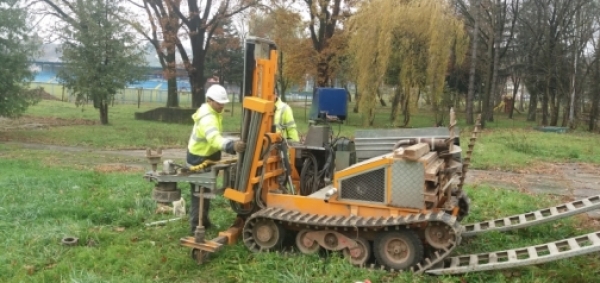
left=30, top=82, right=314, bottom=107
left=30, top=82, right=194, bottom=106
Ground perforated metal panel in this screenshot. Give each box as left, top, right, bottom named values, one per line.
left=390, top=160, right=425, bottom=209
left=339, top=167, right=386, bottom=203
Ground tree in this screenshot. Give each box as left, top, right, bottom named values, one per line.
left=457, top=0, right=519, bottom=128
left=465, top=0, right=481, bottom=125
left=516, top=0, right=591, bottom=126
left=248, top=7, right=306, bottom=100
left=204, top=19, right=244, bottom=98
left=43, top=0, right=147, bottom=125
left=166, top=0, right=257, bottom=108
left=0, top=0, right=40, bottom=118
left=296, top=0, right=356, bottom=87
left=129, top=0, right=183, bottom=107
left=349, top=0, right=468, bottom=126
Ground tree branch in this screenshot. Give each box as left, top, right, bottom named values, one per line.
left=167, top=0, right=191, bottom=28
left=40, top=0, right=77, bottom=25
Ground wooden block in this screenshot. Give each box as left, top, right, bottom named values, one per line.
left=424, top=193, right=438, bottom=204
left=425, top=159, right=444, bottom=182
left=402, top=143, right=430, bottom=161
left=418, top=152, right=437, bottom=167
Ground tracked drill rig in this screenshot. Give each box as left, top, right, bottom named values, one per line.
left=144, top=37, right=600, bottom=275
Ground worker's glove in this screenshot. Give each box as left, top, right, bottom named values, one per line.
left=234, top=141, right=246, bottom=153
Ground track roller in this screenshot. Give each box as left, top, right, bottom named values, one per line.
left=424, top=222, right=456, bottom=250
left=342, top=237, right=371, bottom=266
left=374, top=230, right=424, bottom=271
left=243, top=218, right=285, bottom=252
left=295, top=229, right=321, bottom=254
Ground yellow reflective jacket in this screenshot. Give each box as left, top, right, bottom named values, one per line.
left=187, top=103, right=233, bottom=157
left=274, top=98, right=299, bottom=142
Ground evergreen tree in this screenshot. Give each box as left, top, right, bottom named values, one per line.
left=52, top=0, right=147, bottom=125
left=0, top=0, right=39, bottom=118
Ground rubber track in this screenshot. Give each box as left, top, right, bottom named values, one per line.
left=426, top=231, right=600, bottom=275
left=243, top=207, right=462, bottom=274
left=461, top=195, right=600, bottom=237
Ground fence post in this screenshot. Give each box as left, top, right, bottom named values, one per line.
left=137, top=88, right=141, bottom=108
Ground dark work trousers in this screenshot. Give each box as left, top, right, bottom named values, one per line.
left=187, top=150, right=221, bottom=235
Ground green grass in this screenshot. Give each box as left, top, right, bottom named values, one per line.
left=468, top=128, right=600, bottom=170
left=1, top=147, right=599, bottom=283
left=2, top=100, right=599, bottom=171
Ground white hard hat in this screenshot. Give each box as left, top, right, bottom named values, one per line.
left=206, top=84, right=230, bottom=104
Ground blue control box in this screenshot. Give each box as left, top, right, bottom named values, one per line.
left=310, top=87, right=348, bottom=121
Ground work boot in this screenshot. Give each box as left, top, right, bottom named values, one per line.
left=202, top=198, right=212, bottom=229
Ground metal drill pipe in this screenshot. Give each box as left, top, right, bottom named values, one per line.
left=235, top=109, right=252, bottom=190
left=239, top=112, right=259, bottom=191
left=238, top=111, right=263, bottom=193
left=237, top=112, right=256, bottom=192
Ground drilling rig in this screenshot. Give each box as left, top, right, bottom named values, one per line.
left=143, top=37, right=600, bottom=275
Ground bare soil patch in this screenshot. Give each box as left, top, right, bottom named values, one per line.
left=514, top=162, right=600, bottom=175
left=0, top=115, right=97, bottom=131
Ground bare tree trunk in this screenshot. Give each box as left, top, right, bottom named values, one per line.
left=466, top=0, right=480, bottom=125
left=508, top=77, right=520, bottom=118
left=368, top=108, right=375, bottom=126
left=481, top=32, right=495, bottom=128
left=390, top=86, right=402, bottom=124
left=316, top=59, right=332, bottom=87
left=99, top=101, right=109, bottom=125
left=569, top=9, right=580, bottom=128
left=562, top=98, right=570, bottom=127
left=344, top=85, right=351, bottom=102
left=551, top=95, right=560, bottom=126
left=402, top=87, right=413, bottom=127
left=542, top=78, right=550, bottom=125
left=353, top=79, right=360, bottom=113
left=527, top=86, right=538, bottom=121
left=591, top=45, right=600, bottom=131
left=379, top=92, right=387, bottom=107
left=487, top=1, right=502, bottom=124
left=518, top=86, right=525, bottom=112
left=166, top=77, right=178, bottom=107
left=165, top=46, right=179, bottom=107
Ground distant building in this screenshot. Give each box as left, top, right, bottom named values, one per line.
left=29, top=43, right=189, bottom=82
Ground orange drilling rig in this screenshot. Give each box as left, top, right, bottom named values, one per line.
left=143, top=37, right=600, bottom=275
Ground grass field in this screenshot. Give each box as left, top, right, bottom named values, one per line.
left=1, top=100, right=600, bottom=282
left=2, top=100, right=599, bottom=170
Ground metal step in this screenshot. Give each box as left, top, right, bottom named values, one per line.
left=461, top=195, right=600, bottom=237
left=426, top=231, right=600, bottom=275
